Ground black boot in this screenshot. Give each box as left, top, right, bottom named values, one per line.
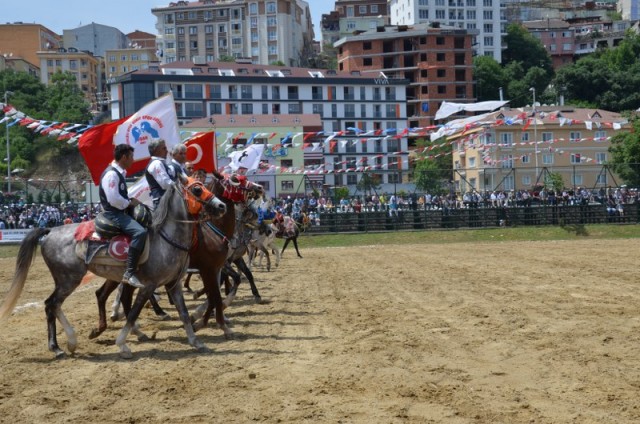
left=122, top=247, right=144, bottom=289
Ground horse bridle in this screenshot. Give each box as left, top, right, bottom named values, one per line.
left=159, top=178, right=218, bottom=251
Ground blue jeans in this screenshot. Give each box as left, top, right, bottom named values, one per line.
left=102, top=210, right=147, bottom=251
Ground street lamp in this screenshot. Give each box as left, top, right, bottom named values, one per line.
left=4, top=90, right=13, bottom=194
left=529, top=87, right=538, bottom=182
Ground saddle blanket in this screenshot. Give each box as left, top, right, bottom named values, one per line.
left=74, top=221, right=150, bottom=266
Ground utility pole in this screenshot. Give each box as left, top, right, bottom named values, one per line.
left=4, top=90, right=13, bottom=194
left=529, top=87, right=538, bottom=182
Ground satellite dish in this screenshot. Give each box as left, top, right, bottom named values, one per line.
left=81, top=191, right=86, bottom=197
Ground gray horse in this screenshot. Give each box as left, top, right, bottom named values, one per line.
left=0, top=176, right=226, bottom=359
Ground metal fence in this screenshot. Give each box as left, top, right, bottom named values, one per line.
left=304, top=203, right=639, bottom=234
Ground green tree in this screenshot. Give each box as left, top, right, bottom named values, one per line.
left=43, top=72, right=91, bottom=123
left=270, top=60, right=286, bottom=66
left=608, top=117, right=640, bottom=186
left=473, top=56, right=504, bottom=101
left=356, top=172, right=381, bottom=195
left=219, top=54, right=235, bottom=62
left=503, top=23, right=554, bottom=76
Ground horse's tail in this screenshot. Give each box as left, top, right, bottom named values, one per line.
left=0, top=227, right=49, bottom=321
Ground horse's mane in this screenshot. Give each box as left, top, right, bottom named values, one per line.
left=151, top=183, right=179, bottom=231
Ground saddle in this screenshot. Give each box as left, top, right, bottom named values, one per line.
left=73, top=220, right=150, bottom=267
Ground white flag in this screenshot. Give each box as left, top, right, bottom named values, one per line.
left=228, top=144, right=265, bottom=172
left=114, top=92, right=181, bottom=161
left=127, top=177, right=153, bottom=208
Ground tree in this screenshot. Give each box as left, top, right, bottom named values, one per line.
left=608, top=117, right=640, bottom=187
left=43, top=72, right=91, bottom=123
left=356, top=172, right=381, bottom=195
left=474, top=56, right=504, bottom=101
left=503, top=23, right=554, bottom=76
left=218, top=54, right=235, bottom=62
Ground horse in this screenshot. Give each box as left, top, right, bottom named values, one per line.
left=273, top=214, right=303, bottom=258
left=247, top=220, right=280, bottom=271
left=0, top=176, right=226, bottom=359
left=99, top=172, right=264, bottom=336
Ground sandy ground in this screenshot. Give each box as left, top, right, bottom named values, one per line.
left=1, top=238, right=640, bottom=423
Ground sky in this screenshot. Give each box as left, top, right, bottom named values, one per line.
left=2, top=0, right=328, bottom=40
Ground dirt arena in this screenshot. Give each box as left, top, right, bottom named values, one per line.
left=1, top=238, right=640, bottom=423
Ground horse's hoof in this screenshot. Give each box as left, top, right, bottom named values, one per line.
left=88, top=329, right=100, bottom=339
left=119, top=350, right=133, bottom=360
left=254, top=296, right=263, bottom=304
left=158, top=313, right=171, bottom=321
left=196, top=344, right=211, bottom=354
left=137, top=334, right=151, bottom=342
left=223, top=330, right=235, bottom=340
left=54, top=349, right=66, bottom=359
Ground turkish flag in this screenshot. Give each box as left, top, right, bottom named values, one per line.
left=185, top=131, right=216, bottom=173
left=78, top=117, right=129, bottom=184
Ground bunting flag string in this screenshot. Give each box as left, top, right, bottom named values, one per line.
left=1, top=101, right=628, bottom=176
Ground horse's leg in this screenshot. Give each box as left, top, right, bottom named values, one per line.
left=281, top=238, right=291, bottom=256
left=271, top=241, right=281, bottom=267
left=222, top=264, right=242, bottom=307
left=292, top=236, right=303, bottom=258
left=148, top=291, right=170, bottom=320
left=194, top=269, right=234, bottom=338
left=166, top=280, right=208, bottom=353
left=260, top=245, right=271, bottom=271
left=183, top=272, right=194, bottom=293
left=119, top=284, right=150, bottom=341
left=115, top=284, right=156, bottom=359
left=110, top=283, right=124, bottom=321
left=236, top=258, right=262, bottom=303
left=90, top=280, right=120, bottom=339
left=44, top=276, right=83, bottom=359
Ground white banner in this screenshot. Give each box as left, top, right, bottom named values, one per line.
left=113, top=92, right=181, bottom=161
left=228, top=143, right=265, bottom=172
left=0, top=229, right=31, bottom=244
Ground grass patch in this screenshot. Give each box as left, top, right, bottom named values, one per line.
left=297, top=224, right=640, bottom=248
left=1, top=224, right=638, bottom=259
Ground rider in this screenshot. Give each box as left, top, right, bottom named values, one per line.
left=99, top=144, right=146, bottom=289
left=145, top=139, right=174, bottom=209
left=168, top=143, right=188, bottom=180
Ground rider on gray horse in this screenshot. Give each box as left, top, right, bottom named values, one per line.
left=98, top=144, right=146, bottom=289
left=145, top=139, right=174, bottom=210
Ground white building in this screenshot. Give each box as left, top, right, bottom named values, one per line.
left=388, top=0, right=506, bottom=63
left=152, top=0, right=315, bottom=67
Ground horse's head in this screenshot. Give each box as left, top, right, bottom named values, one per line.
left=179, top=174, right=226, bottom=218
left=211, top=171, right=264, bottom=204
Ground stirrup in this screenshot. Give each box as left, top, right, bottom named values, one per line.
left=122, top=272, right=144, bottom=289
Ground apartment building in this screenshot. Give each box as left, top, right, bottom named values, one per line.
left=109, top=60, right=410, bottom=191
left=320, top=0, right=388, bottom=49
left=449, top=107, right=629, bottom=193
left=335, top=23, right=476, bottom=129
left=37, top=48, right=102, bottom=110
left=183, top=113, right=323, bottom=197
left=152, top=0, right=314, bottom=66
left=62, top=23, right=128, bottom=57
left=0, top=23, right=61, bottom=68
left=388, top=0, right=506, bottom=63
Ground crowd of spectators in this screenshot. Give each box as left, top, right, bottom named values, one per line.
left=2, top=186, right=638, bottom=231
left=267, top=186, right=639, bottom=219
left=0, top=199, right=101, bottom=230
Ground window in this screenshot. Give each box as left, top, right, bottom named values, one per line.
left=542, top=132, right=554, bottom=143
left=359, top=5, right=367, bottom=14
left=185, top=84, right=202, bottom=99
left=437, top=69, right=446, bottom=78
left=249, top=3, right=258, bottom=14
left=522, top=175, right=531, bottom=186
left=241, top=103, right=253, bottom=114
left=288, top=104, right=301, bottom=113
left=570, top=131, right=582, bottom=142
left=185, top=102, right=203, bottom=118
left=241, top=85, right=252, bottom=99
left=467, top=10, right=476, bottom=19
left=385, top=104, right=397, bottom=118
left=267, top=1, right=276, bottom=13
left=189, top=26, right=197, bottom=35
left=521, top=132, right=530, bottom=142
left=346, top=5, right=354, bottom=17
left=483, top=10, right=493, bottom=19
left=385, top=87, right=396, bottom=100
left=209, top=103, right=222, bottom=114
left=542, top=154, right=554, bottom=165
left=500, top=133, right=513, bottom=146
left=595, top=130, right=606, bottom=140
left=436, top=10, right=445, bottom=19
left=437, top=53, right=446, bottom=61
left=287, top=86, right=298, bottom=100
left=371, top=4, right=379, bottom=12
left=572, top=175, right=583, bottom=186
left=363, top=41, right=372, bottom=50
left=521, top=155, right=530, bottom=164
left=484, top=36, right=494, bottom=46
left=419, top=10, right=429, bottom=19
left=345, top=104, right=356, bottom=118
left=272, top=86, right=280, bottom=100
left=570, top=153, right=582, bottom=164
left=312, top=104, right=323, bottom=117
left=281, top=180, right=294, bottom=191
left=596, top=152, right=607, bottom=164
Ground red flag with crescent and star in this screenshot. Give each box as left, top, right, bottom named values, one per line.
left=185, top=131, right=217, bottom=173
